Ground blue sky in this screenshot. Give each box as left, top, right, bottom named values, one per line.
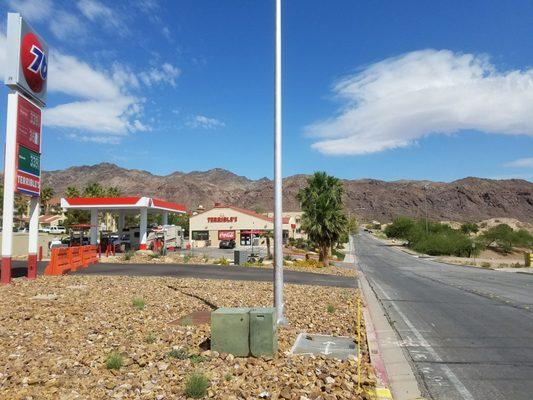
left=1, top=0, right=533, bottom=182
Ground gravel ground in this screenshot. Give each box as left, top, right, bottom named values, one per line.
left=0, top=276, right=373, bottom=400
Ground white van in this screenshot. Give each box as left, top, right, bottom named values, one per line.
left=49, top=226, right=66, bottom=234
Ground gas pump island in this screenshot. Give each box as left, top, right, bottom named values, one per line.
left=1, top=13, right=48, bottom=284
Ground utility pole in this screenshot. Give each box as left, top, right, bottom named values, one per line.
left=424, top=184, right=429, bottom=235
left=273, top=0, right=286, bottom=325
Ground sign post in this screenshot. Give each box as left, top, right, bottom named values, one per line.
left=273, top=0, right=286, bottom=325
left=2, top=13, right=47, bottom=284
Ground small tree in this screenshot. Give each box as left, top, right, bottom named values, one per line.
left=460, top=222, right=479, bottom=235
left=40, top=187, right=54, bottom=214
left=297, top=172, right=347, bottom=267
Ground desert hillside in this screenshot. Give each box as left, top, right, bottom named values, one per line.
left=40, top=163, right=533, bottom=223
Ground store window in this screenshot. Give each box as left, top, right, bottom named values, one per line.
left=192, top=230, right=209, bottom=241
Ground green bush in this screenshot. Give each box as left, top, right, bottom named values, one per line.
left=184, top=372, right=209, bottom=398
left=460, top=222, right=479, bottom=234
left=480, top=224, right=533, bottom=253
left=105, top=352, right=123, bottom=370
left=384, top=216, right=480, bottom=257
left=215, top=257, right=229, bottom=266
left=384, top=217, right=415, bottom=239
left=168, top=348, right=188, bottom=360
left=145, top=332, right=156, bottom=344
left=327, top=304, right=335, bottom=313
left=123, top=250, right=134, bottom=261
left=132, top=298, right=146, bottom=310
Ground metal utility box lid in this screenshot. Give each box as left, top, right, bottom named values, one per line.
left=211, top=307, right=251, bottom=357
left=250, top=307, right=278, bottom=357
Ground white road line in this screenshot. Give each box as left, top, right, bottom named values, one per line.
left=372, top=280, right=474, bottom=400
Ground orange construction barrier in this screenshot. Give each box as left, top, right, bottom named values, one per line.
left=44, top=245, right=99, bottom=276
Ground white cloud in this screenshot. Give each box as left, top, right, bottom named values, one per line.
left=504, top=157, right=533, bottom=168
left=307, top=49, right=533, bottom=155
left=139, top=63, right=181, bottom=87
left=49, top=11, right=86, bottom=40
left=7, top=0, right=53, bottom=22
left=77, top=0, right=130, bottom=36
left=187, top=115, right=225, bottom=129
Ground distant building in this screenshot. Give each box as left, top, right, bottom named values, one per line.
left=189, top=203, right=296, bottom=248
left=265, top=211, right=306, bottom=240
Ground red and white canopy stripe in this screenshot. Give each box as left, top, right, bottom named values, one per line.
left=60, top=196, right=187, bottom=214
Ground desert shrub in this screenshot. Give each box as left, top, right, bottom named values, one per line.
left=460, top=222, right=479, bottom=234
left=293, top=259, right=324, bottom=268
left=480, top=224, right=533, bottom=253
left=332, top=248, right=345, bottom=261
left=132, top=298, right=146, bottom=310
left=384, top=217, right=415, bottom=239
left=327, top=304, right=335, bottom=313
left=215, top=257, right=229, bottom=266
left=123, top=250, right=134, bottom=261
left=145, top=332, right=156, bottom=344
left=168, top=348, right=188, bottom=360
left=184, top=372, right=209, bottom=398
left=105, top=352, right=123, bottom=370
left=481, top=262, right=491, bottom=268
left=150, top=253, right=160, bottom=259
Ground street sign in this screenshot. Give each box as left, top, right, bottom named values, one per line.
left=18, top=145, right=40, bottom=176
left=16, top=94, right=41, bottom=152
left=5, top=13, right=48, bottom=106
left=16, top=169, right=40, bottom=197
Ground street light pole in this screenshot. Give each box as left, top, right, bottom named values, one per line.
left=273, top=0, right=286, bottom=325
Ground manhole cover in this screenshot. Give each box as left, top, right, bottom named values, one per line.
left=290, top=333, right=358, bottom=360
left=169, top=310, right=211, bottom=326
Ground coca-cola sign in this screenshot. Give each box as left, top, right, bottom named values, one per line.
left=218, top=230, right=236, bottom=240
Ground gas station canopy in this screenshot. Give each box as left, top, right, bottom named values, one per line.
left=60, top=196, right=187, bottom=250
left=60, top=196, right=187, bottom=214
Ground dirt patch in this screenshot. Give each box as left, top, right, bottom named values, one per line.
left=0, top=276, right=373, bottom=399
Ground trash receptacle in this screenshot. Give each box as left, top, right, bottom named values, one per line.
left=234, top=250, right=248, bottom=266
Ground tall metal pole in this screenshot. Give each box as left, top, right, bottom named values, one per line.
left=274, top=0, right=286, bottom=325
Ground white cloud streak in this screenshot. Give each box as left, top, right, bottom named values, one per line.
left=307, top=49, right=533, bottom=155
left=187, top=115, right=225, bottom=129
left=0, top=29, right=179, bottom=142
left=504, top=157, right=533, bottom=168
left=7, top=0, right=53, bottom=22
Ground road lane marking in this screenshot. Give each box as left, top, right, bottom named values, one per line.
left=372, top=279, right=475, bottom=400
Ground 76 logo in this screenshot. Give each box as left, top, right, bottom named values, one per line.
left=28, top=45, right=47, bottom=80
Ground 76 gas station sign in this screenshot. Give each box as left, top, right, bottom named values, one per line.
left=2, top=13, right=47, bottom=283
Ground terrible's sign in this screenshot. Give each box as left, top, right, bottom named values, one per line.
left=5, top=13, right=48, bottom=105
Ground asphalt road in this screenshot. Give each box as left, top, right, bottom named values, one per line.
left=356, top=232, right=533, bottom=400
left=8, top=260, right=356, bottom=288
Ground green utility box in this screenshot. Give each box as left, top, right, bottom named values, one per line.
left=250, top=307, right=278, bottom=357
left=211, top=307, right=251, bottom=356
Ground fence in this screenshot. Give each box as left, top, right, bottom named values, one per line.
left=44, top=245, right=99, bottom=276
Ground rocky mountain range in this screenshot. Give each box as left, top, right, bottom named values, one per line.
left=41, top=163, right=533, bottom=223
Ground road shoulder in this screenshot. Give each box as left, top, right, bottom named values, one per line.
left=359, top=271, right=424, bottom=400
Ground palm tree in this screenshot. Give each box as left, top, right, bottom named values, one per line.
left=83, top=182, right=105, bottom=198
left=40, top=187, right=54, bottom=214
left=261, top=230, right=274, bottom=260
left=297, top=172, right=347, bottom=267
left=106, top=186, right=121, bottom=197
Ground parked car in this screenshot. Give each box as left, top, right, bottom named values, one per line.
left=219, top=239, right=236, bottom=249
left=39, top=227, right=51, bottom=233
left=49, top=226, right=66, bottom=234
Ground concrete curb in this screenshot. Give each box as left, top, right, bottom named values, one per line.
left=358, top=271, right=424, bottom=400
